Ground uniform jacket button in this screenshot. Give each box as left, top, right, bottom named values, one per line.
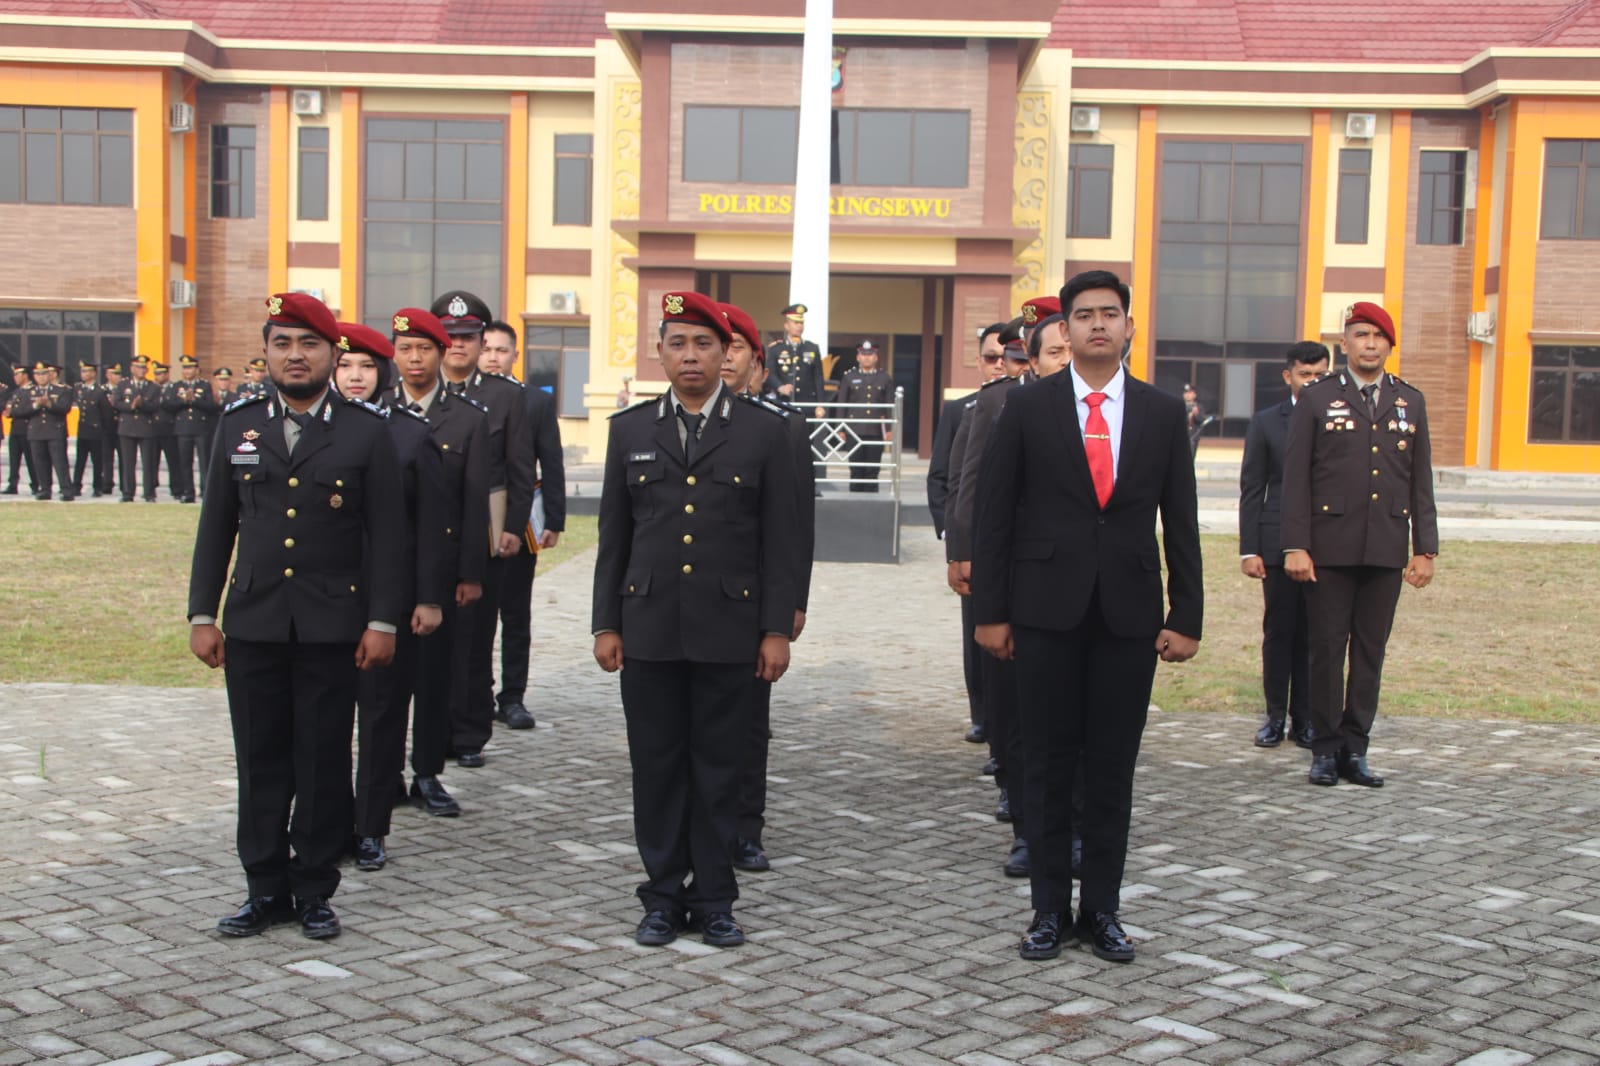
left=682, top=564, right=693, bottom=574
left=288, top=476, right=299, bottom=487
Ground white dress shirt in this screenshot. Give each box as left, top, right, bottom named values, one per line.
left=1070, top=362, right=1127, bottom=482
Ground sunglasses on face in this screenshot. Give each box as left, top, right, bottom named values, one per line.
left=979, top=354, right=1005, bottom=364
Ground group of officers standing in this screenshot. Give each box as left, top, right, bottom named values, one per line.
left=1, top=352, right=275, bottom=503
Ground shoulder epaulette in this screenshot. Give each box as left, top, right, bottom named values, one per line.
left=609, top=395, right=659, bottom=419
left=342, top=397, right=388, bottom=418
left=1303, top=374, right=1340, bottom=392
left=392, top=403, right=427, bottom=423
left=765, top=338, right=784, bottom=347
left=1389, top=373, right=1421, bottom=393
left=738, top=392, right=789, bottom=419
left=963, top=397, right=978, bottom=410
left=481, top=372, right=523, bottom=389
left=224, top=393, right=268, bottom=412
left=980, top=375, right=1010, bottom=389
left=459, top=395, right=488, bottom=414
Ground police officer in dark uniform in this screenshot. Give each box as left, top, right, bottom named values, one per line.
left=150, top=362, right=180, bottom=495
left=428, top=290, right=535, bottom=766
left=166, top=355, right=220, bottom=502
left=72, top=361, right=114, bottom=496
left=4, top=363, right=37, bottom=496
left=188, top=292, right=406, bottom=940
left=103, top=363, right=124, bottom=492
left=765, top=303, right=825, bottom=411
left=113, top=355, right=161, bottom=501
left=334, top=320, right=450, bottom=872
left=213, top=367, right=236, bottom=409
left=386, top=307, right=490, bottom=817
left=593, top=290, right=798, bottom=949
left=20, top=362, right=74, bottom=500
left=236, top=357, right=275, bottom=402
left=1282, top=302, right=1439, bottom=789
left=833, top=340, right=895, bottom=493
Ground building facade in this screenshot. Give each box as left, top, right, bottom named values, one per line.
left=2, top=0, right=1598, bottom=471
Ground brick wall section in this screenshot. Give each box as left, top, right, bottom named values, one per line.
left=1400, top=112, right=1478, bottom=467
left=194, top=86, right=269, bottom=375
left=666, top=40, right=990, bottom=225
left=0, top=205, right=136, bottom=300
left=1532, top=241, right=1600, bottom=333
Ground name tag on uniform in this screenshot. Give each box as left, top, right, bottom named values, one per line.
left=629, top=451, right=657, bottom=462
left=230, top=453, right=260, bottom=465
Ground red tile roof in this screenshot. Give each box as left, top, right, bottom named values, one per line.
left=1052, top=0, right=1600, bottom=62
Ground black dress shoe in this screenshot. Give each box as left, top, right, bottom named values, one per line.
left=964, top=723, right=987, bottom=744
left=295, top=896, right=341, bottom=939
left=216, top=895, right=294, bottom=937
left=410, top=775, right=461, bottom=816
left=0, top=487, right=15, bottom=495
left=995, top=787, right=1012, bottom=822
left=635, top=909, right=682, bottom=946
left=1292, top=722, right=1314, bottom=749
left=1308, top=753, right=1339, bottom=786
left=732, top=837, right=770, bottom=872
left=496, top=702, right=536, bottom=730
left=1338, top=751, right=1384, bottom=787
left=696, top=911, right=746, bottom=947
left=1254, top=717, right=1286, bottom=747
left=455, top=750, right=485, bottom=768
left=981, top=756, right=999, bottom=776
left=1070, top=835, right=1084, bottom=878
left=1019, top=911, right=1066, bottom=960
left=1004, top=837, right=1031, bottom=878
left=354, top=836, right=387, bottom=871
left=1075, top=910, right=1135, bottom=962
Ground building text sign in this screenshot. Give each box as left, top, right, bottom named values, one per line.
left=697, top=193, right=953, bottom=220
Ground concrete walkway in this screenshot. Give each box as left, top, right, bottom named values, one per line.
left=2, top=535, right=1599, bottom=1064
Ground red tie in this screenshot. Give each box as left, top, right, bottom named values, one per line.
left=1084, top=391, right=1114, bottom=509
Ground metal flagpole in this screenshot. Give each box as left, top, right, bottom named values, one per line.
left=790, top=0, right=833, bottom=348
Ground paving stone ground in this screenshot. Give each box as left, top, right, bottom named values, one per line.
left=3, top=535, right=1599, bottom=1065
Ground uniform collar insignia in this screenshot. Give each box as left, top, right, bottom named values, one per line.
left=721, top=396, right=732, bottom=419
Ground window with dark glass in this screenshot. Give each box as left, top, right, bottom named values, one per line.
left=1155, top=141, right=1304, bottom=437
left=1067, top=143, right=1113, bottom=238
left=525, top=324, right=590, bottom=418
left=297, top=126, right=329, bottom=221
left=362, top=117, right=504, bottom=330
left=1417, top=149, right=1465, bottom=246
left=1529, top=346, right=1600, bottom=443
left=1539, top=140, right=1600, bottom=239
left=832, top=109, right=968, bottom=188
left=683, top=106, right=798, bottom=183
left=0, top=106, right=131, bottom=206
left=211, top=125, right=256, bottom=219
left=553, top=133, right=593, bottom=225
left=0, top=307, right=134, bottom=379
left=1336, top=147, right=1371, bottom=244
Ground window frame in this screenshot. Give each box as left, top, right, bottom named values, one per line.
left=1066, top=142, right=1114, bottom=239
left=1528, top=345, right=1600, bottom=443
left=210, top=124, right=257, bottom=220
left=523, top=321, right=591, bottom=418
left=296, top=125, right=329, bottom=221
left=1539, top=139, right=1600, bottom=240
left=0, top=306, right=136, bottom=380
left=1416, top=148, right=1466, bottom=246
left=0, top=106, right=132, bottom=206
left=1335, top=147, right=1372, bottom=245
left=553, top=132, right=593, bottom=226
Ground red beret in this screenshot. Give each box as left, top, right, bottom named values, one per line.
left=1344, top=301, right=1396, bottom=346
left=338, top=322, right=394, bottom=361
left=390, top=308, right=450, bottom=351
left=265, top=292, right=341, bottom=348
left=717, top=302, right=764, bottom=361
left=1021, top=296, right=1061, bottom=326
left=661, top=291, right=731, bottom=344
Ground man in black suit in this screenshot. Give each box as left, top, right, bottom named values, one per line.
left=165, top=355, right=220, bottom=503
left=1240, top=341, right=1329, bottom=749
left=928, top=321, right=1009, bottom=746
left=4, top=364, right=37, bottom=496
left=973, top=270, right=1203, bottom=964
left=19, top=362, right=74, bottom=500
left=188, top=292, right=406, bottom=940
left=113, top=355, right=161, bottom=502
left=479, top=320, right=567, bottom=732
left=1281, top=302, right=1438, bottom=788
left=72, top=361, right=114, bottom=497
left=593, top=290, right=798, bottom=949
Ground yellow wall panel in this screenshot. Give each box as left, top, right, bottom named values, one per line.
left=528, top=92, right=597, bottom=249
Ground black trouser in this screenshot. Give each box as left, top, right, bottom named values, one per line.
left=354, top=624, right=419, bottom=838
left=118, top=436, right=158, bottom=500
left=1307, top=565, right=1404, bottom=759
left=1261, top=564, right=1311, bottom=729
left=980, top=651, right=1025, bottom=840
left=176, top=434, right=206, bottom=499
left=73, top=434, right=111, bottom=494
left=411, top=608, right=458, bottom=778
left=29, top=437, right=70, bottom=498
left=455, top=555, right=504, bottom=754
left=1014, top=602, right=1157, bottom=916
left=6, top=432, right=35, bottom=492
left=960, top=594, right=984, bottom=730
left=735, top=678, right=772, bottom=842
left=157, top=433, right=179, bottom=490
left=620, top=658, right=749, bottom=917
left=850, top=440, right=884, bottom=493
left=223, top=637, right=357, bottom=901
left=496, top=541, right=538, bottom=709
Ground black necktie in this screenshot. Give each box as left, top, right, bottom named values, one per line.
left=677, top=408, right=704, bottom=465
left=1361, top=383, right=1378, bottom=418
left=407, top=401, right=423, bottom=414
left=286, top=410, right=312, bottom=453
left=447, top=381, right=466, bottom=396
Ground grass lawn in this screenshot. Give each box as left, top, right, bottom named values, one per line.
left=0, top=504, right=597, bottom=690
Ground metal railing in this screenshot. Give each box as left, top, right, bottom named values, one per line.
left=806, top=386, right=904, bottom=497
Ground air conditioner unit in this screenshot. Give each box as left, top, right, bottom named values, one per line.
left=291, top=89, right=324, bottom=117
left=1346, top=112, right=1377, bottom=140
left=1069, top=105, right=1101, bottom=133
left=170, top=279, right=196, bottom=308
left=169, top=102, right=194, bottom=133
left=549, top=291, right=579, bottom=314
left=1467, top=310, right=1495, bottom=343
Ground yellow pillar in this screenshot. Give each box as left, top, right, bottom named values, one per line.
left=1302, top=110, right=1330, bottom=340
left=1382, top=111, right=1411, bottom=376
left=339, top=89, right=362, bottom=322
left=1463, top=108, right=1496, bottom=465
left=267, top=87, right=290, bottom=295
left=505, top=92, right=530, bottom=376
left=1128, top=105, right=1159, bottom=381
